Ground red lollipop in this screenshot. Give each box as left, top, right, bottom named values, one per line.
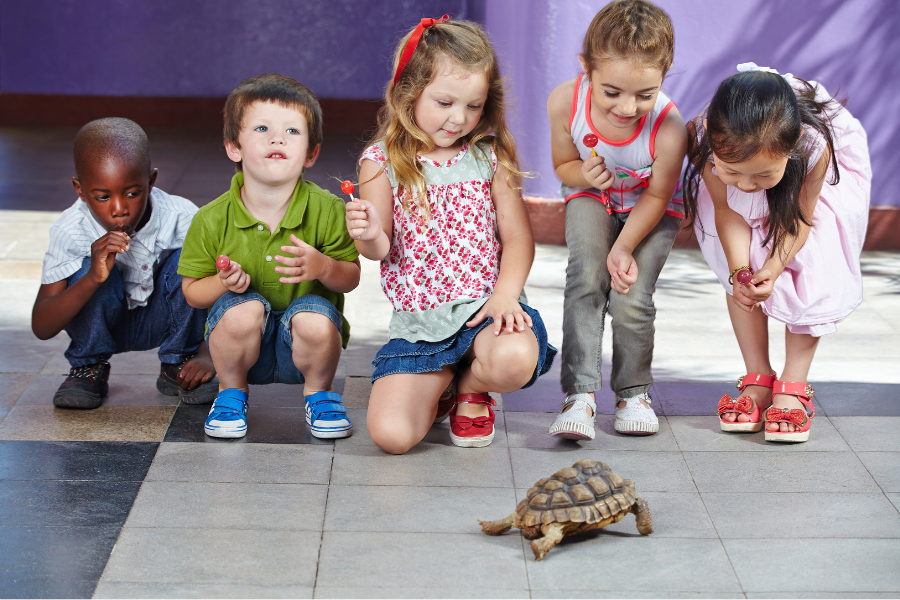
left=735, top=268, right=753, bottom=285
left=582, top=133, right=599, bottom=157
left=216, top=255, right=231, bottom=271
left=341, top=180, right=354, bottom=196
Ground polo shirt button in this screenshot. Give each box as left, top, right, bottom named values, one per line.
left=266, top=255, right=272, bottom=261
left=141, top=264, right=148, bottom=271
left=258, top=225, right=264, bottom=231
left=141, top=285, right=148, bottom=291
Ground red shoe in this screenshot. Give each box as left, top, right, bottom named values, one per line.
left=718, top=372, right=776, bottom=433
left=765, top=381, right=815, bottom=443
left=433, top=379, right=456, bottom=425
left=449, top=392, right=496, bottom=448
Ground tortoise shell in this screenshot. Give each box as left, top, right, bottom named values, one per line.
left=516, top=459, right=637, bottom=527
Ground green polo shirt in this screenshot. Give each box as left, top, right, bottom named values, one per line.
left=178, top=173, right=358, bottom=348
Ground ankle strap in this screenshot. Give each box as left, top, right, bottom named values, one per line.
left=737, top=373, right=776, bottom=391
left=774, top=380, right=815, bottom=418
left=456, top=392, right=495, bottom=407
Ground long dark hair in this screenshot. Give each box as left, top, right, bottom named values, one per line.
left=682, top=71, right=842, bottom=259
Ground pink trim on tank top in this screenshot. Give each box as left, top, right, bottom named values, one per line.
left=648, top=100, right=675, bottom=158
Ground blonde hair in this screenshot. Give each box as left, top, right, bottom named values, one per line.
left=583, top=0, right=674, bottom=76
left=365, top=19, right=527, bottom=218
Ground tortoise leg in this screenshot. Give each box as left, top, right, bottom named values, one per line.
left=531, top=522, right=565, bottom=561
left=478, top=513, right=516, bottom=535
left=632, top=497, right=653, bottom=535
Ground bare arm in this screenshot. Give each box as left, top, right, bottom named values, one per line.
left=346, top=158, right=393, bottom=261
left=547, top=80, right=614, bottom=191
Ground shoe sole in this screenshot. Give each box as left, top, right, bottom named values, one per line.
left=764, top=430, right=810, bottom=442
left=549, top=421, right=595, bottom=440
left=157, top=377, right=218, bottom=405
left=306, top=417, right=352, bottom=439
left=450, top=432, right=494, bottom=447
left=53, top=389, right=105, bottom=409
left=721, top=420, right=763, bottom=433
left=614, top=420, right=659, bottom=435
left=204, top=425, right=247, bottom=438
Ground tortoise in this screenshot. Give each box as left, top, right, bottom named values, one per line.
left=478, top=459, right=652, bottom=560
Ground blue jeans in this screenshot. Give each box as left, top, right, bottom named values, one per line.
left=64, top=249, right=207, bottom=368
left=206, top=291, right=343, bottom=386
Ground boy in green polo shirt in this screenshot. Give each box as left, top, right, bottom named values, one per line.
left=178, top=74, right=360, bottom=439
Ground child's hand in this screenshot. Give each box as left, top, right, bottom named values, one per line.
left=218, top=261, right=251, bottom=293
left=89, top=231, right=130, bottom=284
left=275, top=234, right=329, bottom=283
left=345, top=199, right=383, bottom=242
left=607, top=247, right=638, bottom=294
left=581, top=155, right=614, bottom=191
left=740, top=267, right=776, bottom=305
left=466, top=294, right=533, bottom=336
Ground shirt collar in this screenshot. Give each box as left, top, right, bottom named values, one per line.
left=229, top=172, right=309, bottom=232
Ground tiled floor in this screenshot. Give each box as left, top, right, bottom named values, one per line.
left=1, top=127, right=900, bottom=598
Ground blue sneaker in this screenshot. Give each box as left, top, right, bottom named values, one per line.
left=204, top=389, right=248, bottom=438
left=305, top=391, right=352, bottom=439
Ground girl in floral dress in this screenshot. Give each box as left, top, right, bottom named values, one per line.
left=345, top=17, right=556, bottom=454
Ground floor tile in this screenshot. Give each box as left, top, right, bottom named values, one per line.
left=653, top=381, right=740, bottom=415
left=0, top=372, right=35, bottom=421
left=724, top=538, right=900, bottom=592
left=145, top=442, right=334, bottom=484
left=504, top=411, right=679, bottom=450
left=0, top=440, right=158, bottom=481
left=811, top=383, right=900, bottom=416
left=0, top=405, right=175, bottom=441
left=509, top=448, right=697, bottom=493
left=99, top=528, right=322, bottom=586
left=0, top=579, right=98, bottom=599
left=502, top=379, right=617, bottom=413
left=856, top=452, right=900, bottom=492
left=684, top=451, right=880, bottom=493
left=0, top=480, right=141, bottom=526
left=0, top=342, right=58, bottom=373
left=831, top=417, right=900, bottom=451
left=16, top=374, right=179, bottom=406
left=164, top=404, right=332, bottom=445
left=745, top=594, right=900, bottom=599
left=341, top=376, right=371, bottom=409
left=668, top=415, right=851, bottom=452
left=888, top=493, right=900, bottom=513
left=324, top=484, right=516, bottom=534
left=331, top=442, right=514, bottom=487
left=533, top=593, right=744, bottom=599
left=126, top=481, right=328, bottom=531
left=241, top=381, right=345, bottom=409
left=314, top=587, right=530, bottom=599
left=94, top=582, right=314, bottom=599
left=526, top=537, right=741, bottom=593
left=316, top=531, right=527, bottom=589
left=703, top=492, right=900, bottom=538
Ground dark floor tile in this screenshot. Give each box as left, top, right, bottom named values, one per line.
left=0, top=441, right=158, bottom=481
left=0, top=480, right=141, bottom=526
left=652, top=381, right=732, bottom=415
left=0, top=525, right=120, bottom=586
left=502, top=379, right=616, bottom=413
left=0, top=578, right=97, bottom=599
left=243, top=379, right=344, bottom=408
left=812, top=383, right=900, bottom=416
left=163, top=404, right=332, bottom=444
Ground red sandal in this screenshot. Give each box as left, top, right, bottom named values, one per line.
left=764, top=380, right=815, bottom=443
left=433, top=378, right=456, bottom=425
left=449, top=392, right=496, bottom=448
left=718, top=373, right=776, bottom=433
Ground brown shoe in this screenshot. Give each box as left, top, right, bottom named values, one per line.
left=53, top=360, right=110, bottom=409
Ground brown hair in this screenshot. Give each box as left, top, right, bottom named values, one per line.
left=223, top=74, right=323, bottom=171
left=583, top=0, right=674, bottom=76
left=365, top=19, right=527, bottom=218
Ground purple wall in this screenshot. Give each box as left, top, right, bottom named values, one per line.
left=484, top=0, right=899, bottom=206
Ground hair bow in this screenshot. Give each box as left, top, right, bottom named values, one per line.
left=393, top=15, right=450, bottom=86
left=736, top=62, right=793, bottom=83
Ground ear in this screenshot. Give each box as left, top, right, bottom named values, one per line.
left=702, top=118, right=707, bottom=130
left=304, top=144, right=321, bottom=169
left=147, top=168, right=159, bottom=192
left=224, top=140, right=243, bottom=164
left=71, top=177, right=84, bottom=200
left=577, top=54, right=589, bottom=75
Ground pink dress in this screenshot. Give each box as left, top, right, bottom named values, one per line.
left=695, top=81, right=871, bottom=336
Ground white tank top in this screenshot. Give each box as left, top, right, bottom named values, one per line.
left=566, top=73, right=684, bottom=218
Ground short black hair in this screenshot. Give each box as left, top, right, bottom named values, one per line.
left=74, top=117, right=151, bottom=180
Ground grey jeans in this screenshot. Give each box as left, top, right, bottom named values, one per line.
left=560, top=197, right=679, bottom=396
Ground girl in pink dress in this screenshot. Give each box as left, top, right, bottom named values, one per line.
left=683, top=63, right=871, bottom=443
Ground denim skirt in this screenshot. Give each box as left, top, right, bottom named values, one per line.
left=372, top=303, right=557, bottom=388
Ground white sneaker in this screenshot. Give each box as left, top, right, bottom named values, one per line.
left=549, top=393, right=596, bottom=440
left=615, top=392, right=659, bottom=435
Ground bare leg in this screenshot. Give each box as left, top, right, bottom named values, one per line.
left=290, top=312, right=341, bottom=397
left=768, top=328, right=819, bottom=433
left=208, top=301, right=265, bottom=393
left=456, top=327, right=539, bottom=419
left=722, top=294, right=774, bottom=422
left=531, top=522, right=566, bottom=561
left=367, top=368, right=456, bottom=454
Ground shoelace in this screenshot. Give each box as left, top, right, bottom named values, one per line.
left=67, top=363, right=104, bottom=382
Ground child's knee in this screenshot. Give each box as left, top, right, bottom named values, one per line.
left=290, top=311, right=340, bottom=347
left=214, top=301, right=265, bottom=338
left=367, top=415, right=417, bottom=455
left=481, top=338, right=537, bottom=390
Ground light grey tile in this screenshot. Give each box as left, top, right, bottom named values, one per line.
left=724, top=538, right=900, bottom=593
left=888, top=493, right=900, bottom=513
left=126, top=481, right=328, bottom=531
left=316, top=531, right=527, bottom=589
left=668, top=416, right=851, bottom=452
left=314, top=587, right=529, bottom=599
left=17, top=374, right=179, bottom=406
left=857, top=452, right=900, bottom=492
left=704, top=492, right=900, bottom=538
left=533, top=593, right=745, bottom=599
left=324, top=484, right=516, bottom=534
left=0, top=343, right=58, bottom=373
left=100, top=527, right=321, bottom=585
left=336, top=408, right=507, bottom=448
left=145, top=442, right=334, bottom=484
left=509, top=448, right=697, bottom=493
left=746, top=594, right=900, bottom=599
left=107, top=349, right=167, bottom=374
left=831, top=417, right=900, bottom=451
left=504, top=412, right=679, bottom=450
left=685, top=451, right=881, bottom=493
left=94, top=582, right=313, bottom=599
left=527, top=537, right=741, bottom=593
left=330, top=442, right=514, bottom=487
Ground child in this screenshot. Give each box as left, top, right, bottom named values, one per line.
left=179, top=74, right=360, bottom=440
left=546, top=0, right=686, bottom=440
left=683, top=63, right=871, bottom=442
left=346, top=17, right=557, bottom=454
left=32, top=117, right=217, bottom=409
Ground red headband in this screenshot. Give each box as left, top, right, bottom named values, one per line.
left=392, top=15, right=450, bottom=86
